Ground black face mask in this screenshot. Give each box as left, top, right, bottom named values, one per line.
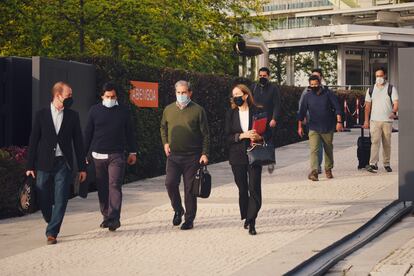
left=259, top=77, right=268, bottom=85
left=310, top=86, right=320, bottom=92
left=233, top=96, right=244, bottom=107
left=63, top=97, right=73, bottom=109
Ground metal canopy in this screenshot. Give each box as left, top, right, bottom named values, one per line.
left=263, top=24, right=414, bottom=49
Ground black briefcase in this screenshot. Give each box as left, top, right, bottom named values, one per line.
left=192, top=164, right=211, bottom=198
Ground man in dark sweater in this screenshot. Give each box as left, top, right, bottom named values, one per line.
left=160, top=80, right=210, bottom=230
left=250, top=67, right=281, bottom=174
left=84, top=82, right=137, bottom=231
left=297, top=75, right=343, bottom=181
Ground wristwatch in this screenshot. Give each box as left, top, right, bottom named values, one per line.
left=337, top=121, right=343, bottom=124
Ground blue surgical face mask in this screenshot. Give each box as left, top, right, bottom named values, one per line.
left=102, top=98, right=117, bottom=108
left=176, top=94, right=190, bottom=104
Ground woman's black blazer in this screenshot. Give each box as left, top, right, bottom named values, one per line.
left=224, top=106, right=271, bottom=166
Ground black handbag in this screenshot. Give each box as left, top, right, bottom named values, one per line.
left=192, top=164, right=211, bottom=198
left=247, top=143, right=276, bottom=166
left=18, top=176, right=38, bottom=214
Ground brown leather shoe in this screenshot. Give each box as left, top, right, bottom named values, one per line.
left=308, top=170, right=318, bottom=181
left=326, top=169, right=334, bottom=179
left=47, top=236, right=57, bottom=245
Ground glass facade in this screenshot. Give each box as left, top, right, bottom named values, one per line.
left=263, top=0, right=333, bottom=12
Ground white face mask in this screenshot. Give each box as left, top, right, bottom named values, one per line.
left=102, top=98, right=117, bottom=108
left=376, top=77, right=385, bottom=85
left=176, top=94, right=190, bottom=105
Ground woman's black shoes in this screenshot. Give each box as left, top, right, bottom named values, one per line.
left=243, top=220, right=249, bottom=229
left=249, top=224, right=257, bottom=235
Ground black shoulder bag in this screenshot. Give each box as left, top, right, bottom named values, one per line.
left=247, top=142, right=276, bottom=166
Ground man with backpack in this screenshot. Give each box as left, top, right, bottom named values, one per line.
left=363, top=67, right=399, bottom=173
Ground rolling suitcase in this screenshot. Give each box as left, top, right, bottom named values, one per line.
left=357, top=127, right=371, bottom=169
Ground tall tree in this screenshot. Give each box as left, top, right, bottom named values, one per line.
left=0, top=0, right=268, bottom=74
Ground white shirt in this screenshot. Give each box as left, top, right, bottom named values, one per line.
left=50, top=103, right=64, bottom=156
left=365, top=83, right=398, bottom=122
left=239, top=109, right=249, bottom=133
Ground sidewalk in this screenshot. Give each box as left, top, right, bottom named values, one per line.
left=0, top=129, right=401, bottom=275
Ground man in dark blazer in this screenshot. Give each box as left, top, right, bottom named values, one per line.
left=250, top=67, right=281, bottom=174
left=26, top=81, right=87, bottom=245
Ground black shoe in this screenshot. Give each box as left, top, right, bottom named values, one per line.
left=366, top=165, right=377, bottom=173
left=108, top=220, right=121, bottom=231
left=100, top=220, right=109, bottom=228
left=173, top=208, right=184, bottom=226
left=384, top=166, right=393, bottom=172
left=243, top=220, right=249, bottom=229
left=180, top=220, right=193, bottom=230
left=318, top=167, right=322, bottom=174
left=267, top=164, right=275, bottom=174
left=249, top=224, right=257, bottom=235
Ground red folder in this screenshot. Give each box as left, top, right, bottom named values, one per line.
left=252, top=117, right=267, bottom=135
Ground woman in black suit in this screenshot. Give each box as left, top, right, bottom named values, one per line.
left=225, top=84, right=270, bottom=235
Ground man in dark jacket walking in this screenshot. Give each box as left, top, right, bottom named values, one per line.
left=297, top=75, right=343, bottom=181
left=250, top=67, right=281, bottom=173
left=26, top=81, right=87, bottom=245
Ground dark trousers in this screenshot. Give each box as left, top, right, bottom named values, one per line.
left=165, top=154, right=200, bottom=222
left=93, top=153, right=126, bottom=222
left=36, top=156, right=72, bottom=237
left=270, top=126, right=277, bottom=145
left=231, top=164, right=262, bottom=221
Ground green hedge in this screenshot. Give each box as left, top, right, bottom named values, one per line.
left=0, top=148, right=27, bottom=219
left=73, top=57, right=308, bottom=182
left=72, top=58, right=367, bottom=182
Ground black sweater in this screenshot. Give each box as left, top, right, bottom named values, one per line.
left=250, top=82, right=281, bottom=121
left=84, top=103, right=136, bottom=154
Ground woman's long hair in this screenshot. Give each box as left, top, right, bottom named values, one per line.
left=230, top=84, right=259, bottom=110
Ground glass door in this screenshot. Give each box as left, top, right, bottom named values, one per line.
left=345, top=47, right=389, bottom=87
left=345, top=49, right=364, bottom=86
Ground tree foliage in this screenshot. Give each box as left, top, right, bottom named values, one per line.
left=0, top=0, right=268, bottom=74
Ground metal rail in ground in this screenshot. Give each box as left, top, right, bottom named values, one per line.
left=284, top=200, right=413, bottom=276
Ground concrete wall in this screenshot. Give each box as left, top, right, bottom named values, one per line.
left=398, top=48, right=414, bottom=201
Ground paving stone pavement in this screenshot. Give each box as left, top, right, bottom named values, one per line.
left=370, top=235, right=414, bottom=276
left=0, top=203, right=347, bottom=276
left=0, top=130, right=399, bottom=275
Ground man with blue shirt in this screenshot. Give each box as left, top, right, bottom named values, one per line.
left=297, top=75, right=343, bottom=181
left=298, top=68, right=325, bottom=174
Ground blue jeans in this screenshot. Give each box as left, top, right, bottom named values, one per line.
left=36, top=157, right=72, bottom=238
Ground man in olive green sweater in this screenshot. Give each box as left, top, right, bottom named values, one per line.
left=160, top=80, right=210, bottom=230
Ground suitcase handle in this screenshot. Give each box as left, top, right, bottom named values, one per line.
left=360, top=126, right=370, bottom=137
